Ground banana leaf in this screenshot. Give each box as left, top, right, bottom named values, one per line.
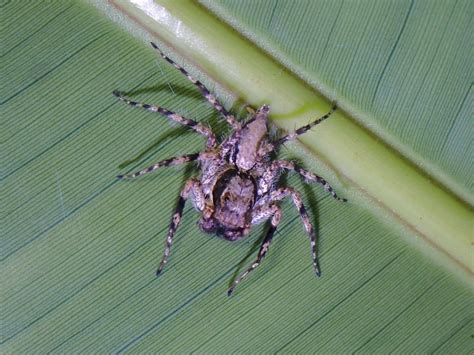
left=2, top=0, right=472, bottom=353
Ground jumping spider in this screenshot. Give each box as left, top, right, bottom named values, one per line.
left=114, top=42, right=346, bottom=296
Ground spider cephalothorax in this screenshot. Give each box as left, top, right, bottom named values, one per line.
left=115, top=42, right=346, bottom=295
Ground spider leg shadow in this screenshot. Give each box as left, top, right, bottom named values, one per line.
left=180, top=159, right=197, bottom=185
left=117, top=84, right=218, bottom=170
left=122, top=84, right=198, bottom=100
left=117, top=129, right=184, bottom=169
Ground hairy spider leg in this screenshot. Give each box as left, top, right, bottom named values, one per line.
left=277, top=103, right=337, bottom=145
left=228, top=204, right=282, bottom=296
left=113, top=91, right=216, bottom=147
left=265, top=187, right=321, bottom=277
left=150, top=42, right=241, bottom=129
left=259, top=160, right=347, bottom=202
left=156, top=179, right=204, bottom=276
left=117, top=153, right=200, bottom=180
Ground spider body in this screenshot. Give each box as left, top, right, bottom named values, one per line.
left=115, top=42, right=346, bottom=295
left=202, top=168, right=256, bottom=240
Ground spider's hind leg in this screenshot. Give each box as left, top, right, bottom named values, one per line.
left=156, top=179, right=204, bottom=276
left=265, top=160, right=347, bottom=202
left=266, top=187, right=321, bottom=277
left=227, top=204, right=282, bottom=296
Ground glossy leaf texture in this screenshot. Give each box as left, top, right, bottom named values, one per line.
left=2, top=0, right=472, bottom=353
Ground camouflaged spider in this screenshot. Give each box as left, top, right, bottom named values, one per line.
left=114, top=42, right=346, bottom=296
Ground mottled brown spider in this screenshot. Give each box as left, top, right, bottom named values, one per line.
left=114, top=42, right=346, bottom=295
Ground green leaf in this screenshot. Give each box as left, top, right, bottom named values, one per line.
left=2, top=0, right=472, bottom=353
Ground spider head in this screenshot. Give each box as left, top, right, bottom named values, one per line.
left=198, top=216, right=217, bottom=234
left=257, top=104, right=270, bottom=115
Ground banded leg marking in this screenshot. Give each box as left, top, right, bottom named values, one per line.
left=265, top=160, right=347, bottom=202
left=113, top=91, right=216, bottom=147
left=267, top=187, right=321, bottom=277
left=150, top=42, right=240, bottom=129
left=228, top=205, right=281, bottom=296
left=277, top=104, right=337, bottom=145
left=117, top=153, right=200, bottom=180
left=156, top=179, right=200, bottom=276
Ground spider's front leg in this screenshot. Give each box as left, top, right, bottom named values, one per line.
left=156, top=178, right=204, bottom=276
left=276, top=104, right=337, bottom=145
left=150, top=42, right=241, bottom=129
left=227, top=204, right=282, bottom=296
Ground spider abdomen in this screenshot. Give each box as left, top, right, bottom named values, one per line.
left=200, top=169, right=256, bottom=241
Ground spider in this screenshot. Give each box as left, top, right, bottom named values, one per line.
left=114, top=42, right=346, bottom=296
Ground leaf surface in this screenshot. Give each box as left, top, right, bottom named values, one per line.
left=2, top=0, right=472, bottom=353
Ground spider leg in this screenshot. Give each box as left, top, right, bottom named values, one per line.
left=227, top=204, right=281, bottom=296
left=156, top=179, right=203, bottom=276
left=276, top=104, right=337, bottom=145
left=262, top=187, right=321, bottom=277
left=260, top=160, right=347, bottom=202
left=113, top=91, right=216, bottom=147
left=150, top=42, right=241, bottom=129
left=117, top=153, right=200, bottom=180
